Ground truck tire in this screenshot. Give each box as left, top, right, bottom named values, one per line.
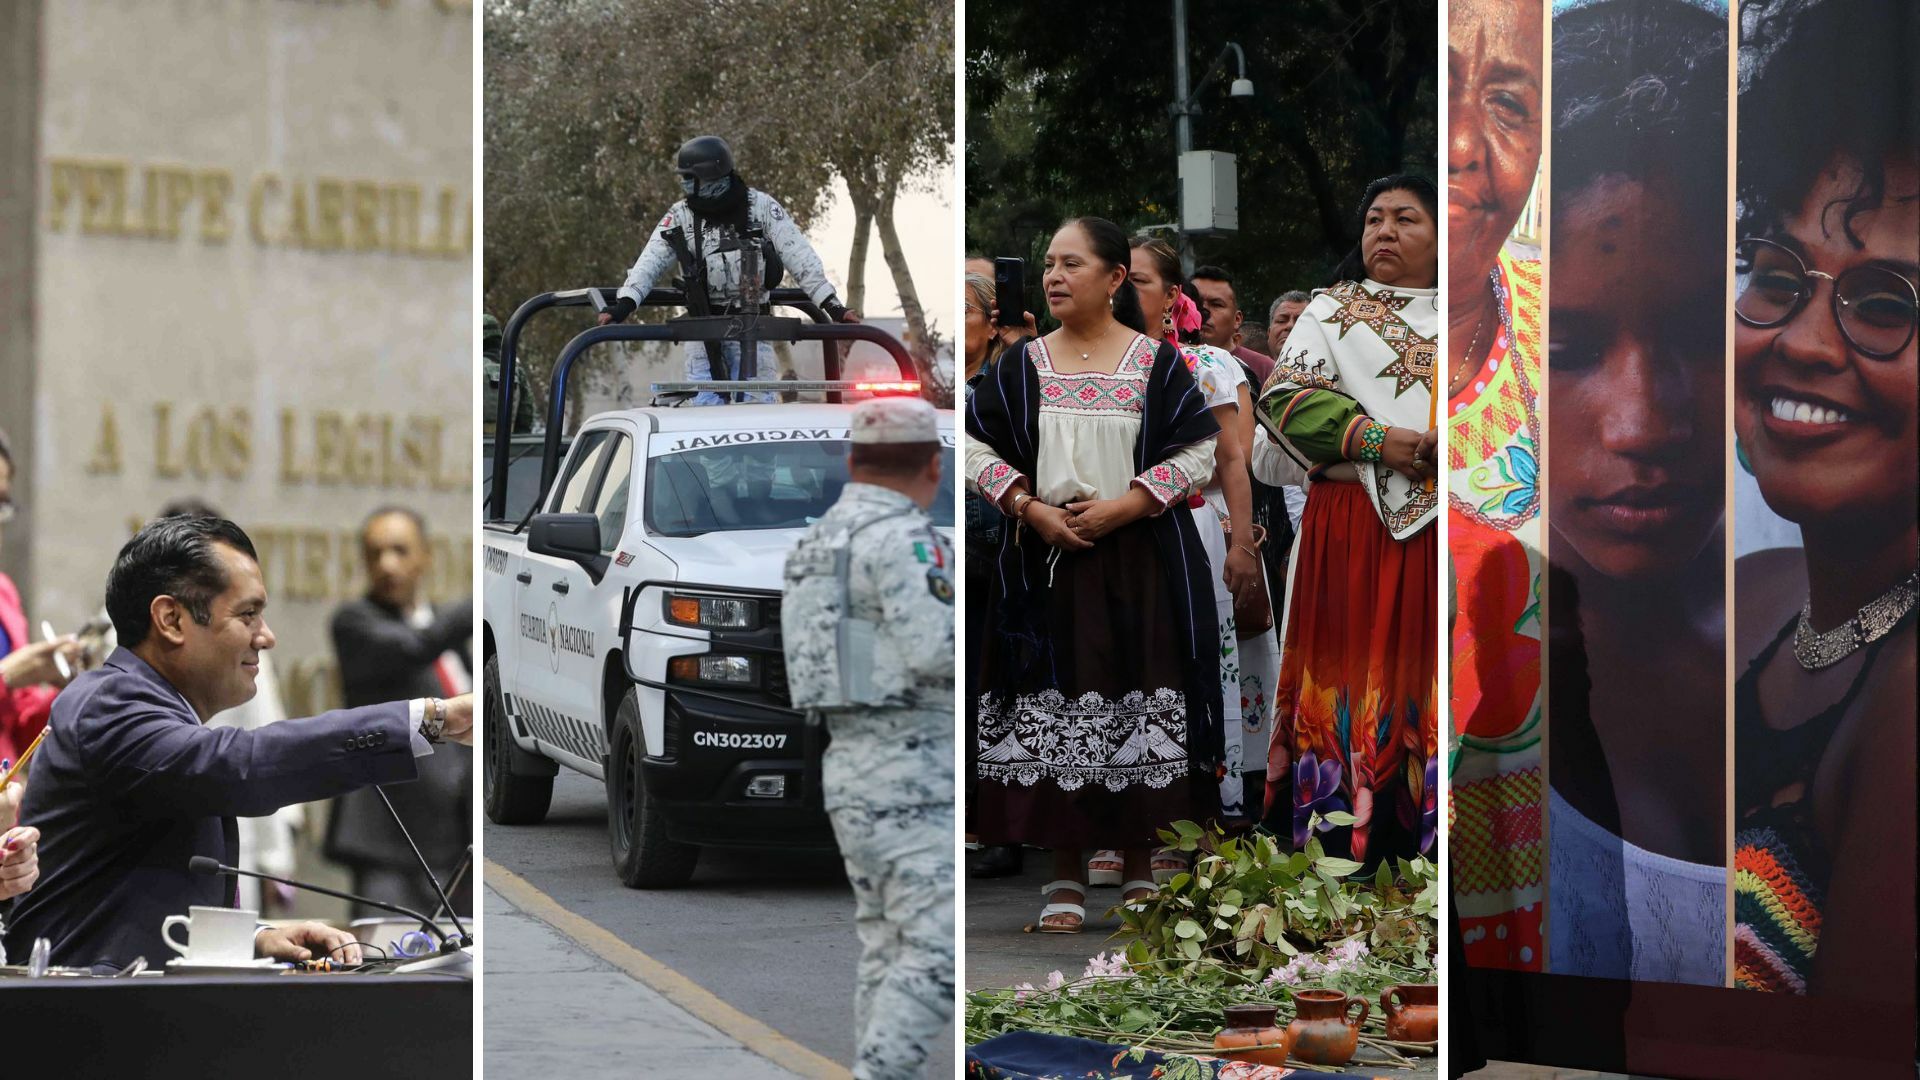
left=484, top=653, right=555, bottom=825
left=607, top=687, right=698, bottom=887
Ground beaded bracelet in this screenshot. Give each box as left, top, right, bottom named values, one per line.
left=1354, top=419, right=1387, bottom=464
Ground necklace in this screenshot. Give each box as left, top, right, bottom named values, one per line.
left=1058, top=320, right=1118, bottom=364
left=1793, top=559, right=1920, bottom=670
left=1452, top=306, right=1491, bottom=391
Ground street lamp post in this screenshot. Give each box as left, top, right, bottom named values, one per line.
left=1168, top=0, right=1252, bottom=274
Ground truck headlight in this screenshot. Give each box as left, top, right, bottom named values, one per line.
left=665, top=594, right=760, bottom=630
left=668, top=654, right=758, bottom=687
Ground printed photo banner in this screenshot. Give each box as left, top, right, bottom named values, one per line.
left=1449, top=0, right=1919, bottom=1074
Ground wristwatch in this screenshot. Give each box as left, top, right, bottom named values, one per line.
left=419, top=697, right=447, bottom=744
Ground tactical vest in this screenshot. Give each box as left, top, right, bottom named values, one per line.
left=783, top=511, right=912, bottom=711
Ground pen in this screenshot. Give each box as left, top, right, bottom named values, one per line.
left=39, top=621, right=69, bottom=681
left=1, top=728, right=47, bottom=789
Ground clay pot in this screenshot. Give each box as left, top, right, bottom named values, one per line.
left=1380, top=983, right=1438, bottom=1043
left=1212, top=1003, right=1291, bottom=1067
left=1285, top=989, right=1368, bottom=1066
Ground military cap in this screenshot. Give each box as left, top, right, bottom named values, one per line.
left=850, top=397, right=938, bottom=444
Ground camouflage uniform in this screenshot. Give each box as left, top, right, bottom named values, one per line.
left=621, top=188, right=845, bottom=406
left=782, top=404, right=954, bottom=1080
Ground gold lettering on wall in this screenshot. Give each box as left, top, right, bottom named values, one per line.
left=137, top=401, right=469, bottom=491
left=152, top=403, right=252, bottom=481
left=87, top=404, right=122, bottom=475
left=47, top=157, right=470, bottom=259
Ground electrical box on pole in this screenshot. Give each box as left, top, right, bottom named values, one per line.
left=1178, top=150, right=1238, bottom=235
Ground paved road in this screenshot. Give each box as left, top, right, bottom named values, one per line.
left=485, top=884, right=803, bottom=1077
left=485, top=769, right=955, bottom=1077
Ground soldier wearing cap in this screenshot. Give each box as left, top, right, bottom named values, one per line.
left=781, top=397, right=953, bottom=1080
left=598, top=135, right=862, bottom=406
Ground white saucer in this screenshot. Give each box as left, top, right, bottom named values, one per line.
left=164, top=956, right=284, bottom=974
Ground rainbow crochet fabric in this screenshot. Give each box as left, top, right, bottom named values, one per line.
left=1733, top=825, right=1824, bottom=994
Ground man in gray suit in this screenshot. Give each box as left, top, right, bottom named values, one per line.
left=6, top=515, right=472, bottom=971
left=326, top=507, right=472, bottom=918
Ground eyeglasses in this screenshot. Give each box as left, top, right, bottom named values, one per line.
left=1735, top=237, right=1918, bottom=359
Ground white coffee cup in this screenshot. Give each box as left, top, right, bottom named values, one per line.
left=161, top=905, right=259, bottom=964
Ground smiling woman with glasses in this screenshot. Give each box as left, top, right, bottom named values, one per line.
left=1731, top=0, right=1919, bottom=1000
left=1735, top=236, right=1919, bottom=362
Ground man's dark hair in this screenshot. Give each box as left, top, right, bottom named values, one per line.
left=1189, top=265, right=1237, bottom=302
left=850, top=441, right=941, bottom=478
left=1739, top=0, right=1918, bottom=245
left=363, top=505, right=430, bottom=545
left=106, top=516, right=259, bottom=647
left=1553, top=0, right=1727, bottom=217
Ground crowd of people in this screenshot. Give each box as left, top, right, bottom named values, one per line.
left=0, top=424, right=475, bottom=970
left=961, top=172, right=1442, bottom=931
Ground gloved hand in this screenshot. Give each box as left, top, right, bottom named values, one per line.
left=597, top=296, right=638, bottom=326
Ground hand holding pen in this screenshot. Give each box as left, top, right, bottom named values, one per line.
left=0, top=783, right=38, bottom=901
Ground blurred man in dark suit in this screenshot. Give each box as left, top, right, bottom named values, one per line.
left=325, top=507, right=472, bottom=918
left=5, top=515, right=473, bottom=971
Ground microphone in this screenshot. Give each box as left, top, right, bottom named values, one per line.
left=187, top=857, right=455, bottom=951
left=433, top=845, right=474, bottom=923
left=374, top=785, right=471, bottom=944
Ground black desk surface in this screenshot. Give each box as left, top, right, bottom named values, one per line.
left=0, top=973, right=471, bottom=1078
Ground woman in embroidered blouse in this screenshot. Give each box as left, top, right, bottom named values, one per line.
left=967, top=216, right=1222, bottom=932
left=1541, top=0, right=1730, bottom=987
left=1445, top=0, right=1549, bottom=974
left=1731, top=0, right=1917, bottom=998
left=1258, top=176, right=1442, bottom=865
left=1256, top=175, right=1439, bottom=868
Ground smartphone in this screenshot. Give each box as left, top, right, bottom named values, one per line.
left=994, top=256, right=1026, bottom=336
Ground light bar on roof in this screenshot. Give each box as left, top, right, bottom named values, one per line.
left=650, top=380, right=922, bottom=395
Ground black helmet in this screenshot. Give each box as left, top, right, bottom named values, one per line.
left=674, top=135, right=734, bottom=183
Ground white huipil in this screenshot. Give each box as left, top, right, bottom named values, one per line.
left=965, top=334, right=1214, bottom=514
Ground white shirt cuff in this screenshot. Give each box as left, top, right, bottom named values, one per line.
left=408, top=699, right=433, bottom=758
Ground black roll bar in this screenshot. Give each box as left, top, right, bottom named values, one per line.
left=534, top=321, right=919, bottom=502
left=489, top=285, right=829, bottom=522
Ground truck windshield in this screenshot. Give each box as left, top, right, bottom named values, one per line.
left=645, top=440, right=956, bottom=536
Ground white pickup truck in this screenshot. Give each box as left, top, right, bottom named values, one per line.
left=481, top=289, right=953, bottom=887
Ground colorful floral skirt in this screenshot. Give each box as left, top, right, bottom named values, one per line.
left=974, top=520, right=1215, bottom=850
left=1264, top=480, right=1437, bottom=865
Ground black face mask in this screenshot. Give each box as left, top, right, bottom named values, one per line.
left=686, top=172, right=750, bottom=228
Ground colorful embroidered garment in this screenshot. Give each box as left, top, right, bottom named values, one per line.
left=1260, top=279, right=1441, bottom=540
left=1446, top=249, right=1547, bottom=971
left=966, top=335, right=1226, bottom=823
left=1256, top=279, right=1439, bottom=864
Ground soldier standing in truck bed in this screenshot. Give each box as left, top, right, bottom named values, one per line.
left=599, top=134, right=861, bottom=406
left=781, top=396, right=953, bottom=1079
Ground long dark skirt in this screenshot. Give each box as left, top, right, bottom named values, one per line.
left=972, top=519, right=1216, bottom=850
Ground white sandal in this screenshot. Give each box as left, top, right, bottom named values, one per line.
left=1087, top=849, right=1123, bottom=887
left=1037, top=879, right=1086, bottom=934
left=1119, top=879, right=1158, bottom=912
left=1150, top=848, right=1189, bottom=884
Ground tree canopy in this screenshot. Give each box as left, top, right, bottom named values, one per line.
left=967, top=0, right=1436, bottom=323
left=485, top=0, right=952, bottom=414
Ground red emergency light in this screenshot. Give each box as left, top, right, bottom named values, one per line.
left=854, top=381, right=921, bottom=396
